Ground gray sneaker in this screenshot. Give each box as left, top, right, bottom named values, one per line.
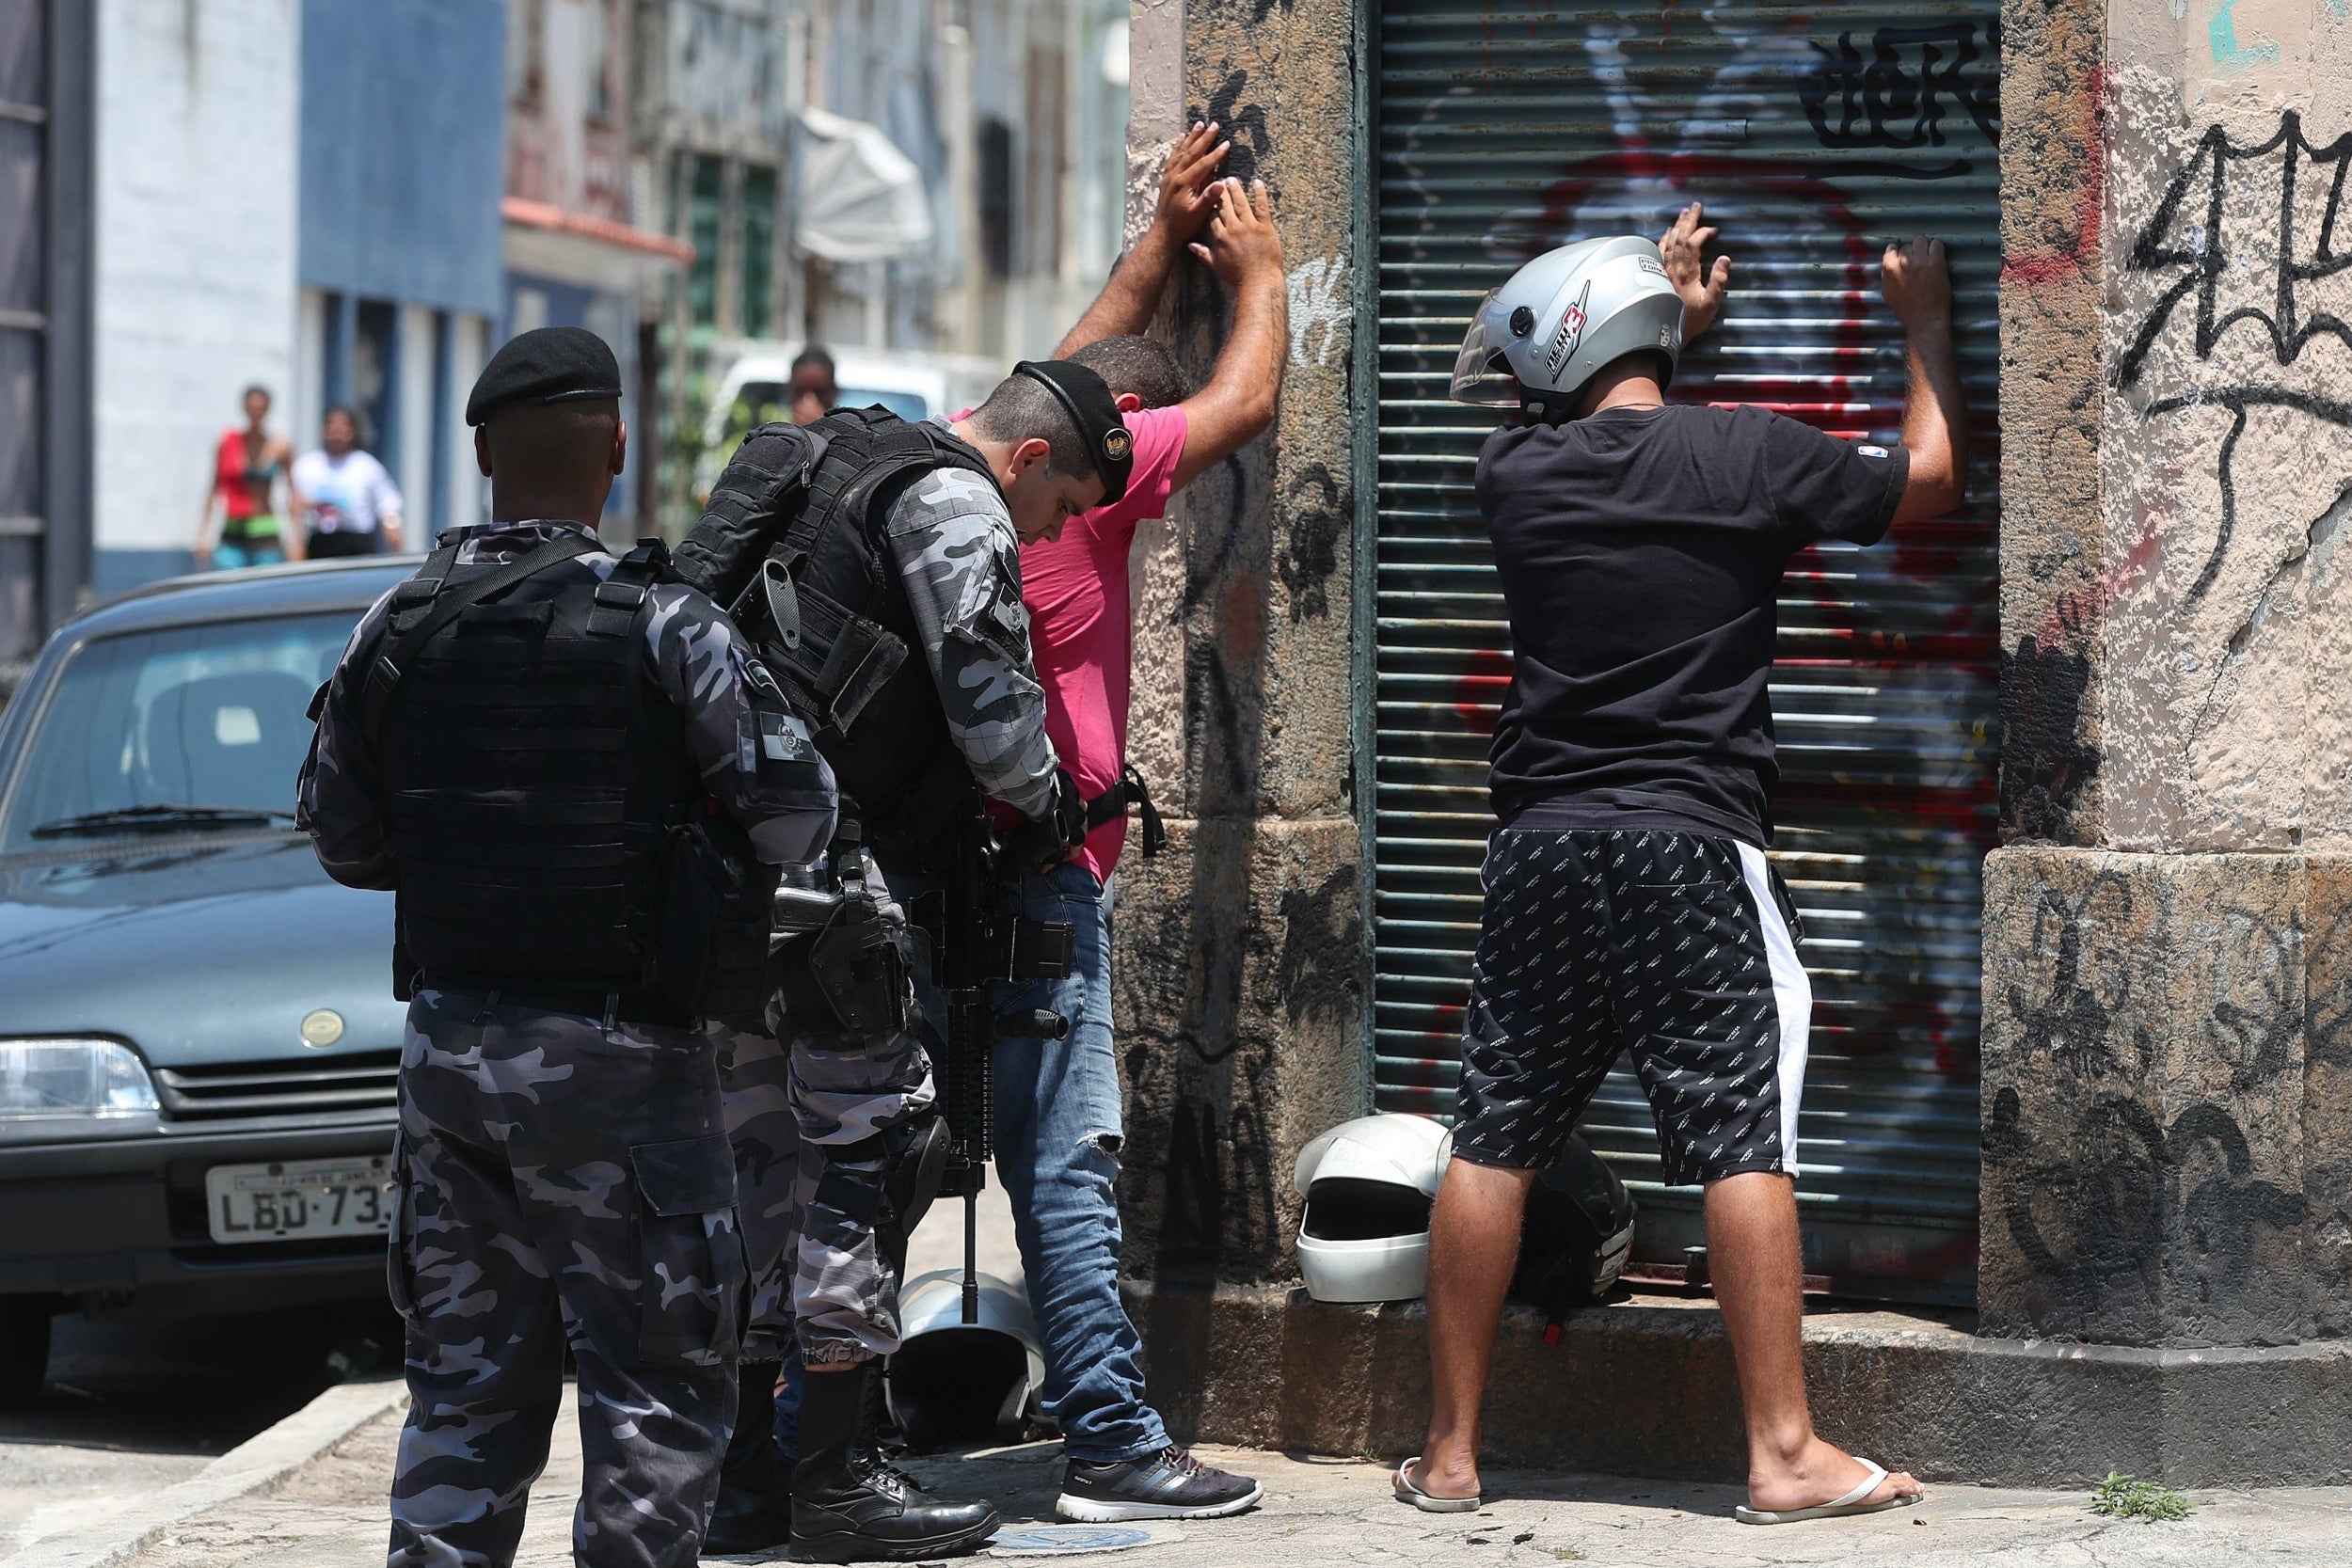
left=1056, top=1446, right=1263, bottom=1522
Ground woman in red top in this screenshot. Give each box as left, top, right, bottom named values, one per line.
left=197, top=386, right=297, bottom=570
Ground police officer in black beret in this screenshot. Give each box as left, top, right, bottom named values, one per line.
left=299, top=325, right=840, bottom=1568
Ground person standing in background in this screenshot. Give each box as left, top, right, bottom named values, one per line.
left=787, top=347, right=839, bottom=426
left=196, top=386, right=296, bottom=570
left=294, top=406, right=406, bottom=558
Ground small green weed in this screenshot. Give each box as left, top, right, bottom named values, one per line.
left=2090, top=1472, right=2191, bottom=1522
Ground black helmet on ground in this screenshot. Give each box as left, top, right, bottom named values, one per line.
left=1510, top=1132, right=1638, bottom=1324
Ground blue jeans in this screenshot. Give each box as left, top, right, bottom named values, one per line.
left=771, top=863, right=1166, bottom=1463
left=992, top=864, right=1168, bottom=1463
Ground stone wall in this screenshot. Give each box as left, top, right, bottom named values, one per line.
left=1985, top=0, right=2352, bottom=1344
left=1110, top=0, right=1366, bottom=1282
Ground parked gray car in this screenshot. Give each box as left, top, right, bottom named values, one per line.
left=0, top=558, right=414, bottom=1401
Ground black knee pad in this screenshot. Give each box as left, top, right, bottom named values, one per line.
left=883, top=1112, right=951, bottom=1240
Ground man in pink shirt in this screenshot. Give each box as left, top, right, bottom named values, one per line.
left=984, top=131, right=1294, bottom=1524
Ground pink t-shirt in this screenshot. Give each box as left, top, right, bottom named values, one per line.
left=987, top=404, right=1187, bottom=881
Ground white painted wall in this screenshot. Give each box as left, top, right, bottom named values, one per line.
left=447, top=314, right=491, bottom=535
left=294, top=288, right=327, bottom=462
left=397, top=305, right=438, bottom=541
left=92, top=0, right=301, bottom=583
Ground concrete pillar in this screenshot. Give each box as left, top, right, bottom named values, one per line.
left=1111, top=0, right=1366, bottom=1283
left=1985, top=0, right=2352, bottom=1347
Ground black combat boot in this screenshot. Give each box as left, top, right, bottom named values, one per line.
left=789, top=1361, right=998, bottom=1562
left=702, top=1360, right=796, bottom=1556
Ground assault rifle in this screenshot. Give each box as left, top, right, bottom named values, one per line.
left=918, top=807, right=1074, bottom=1326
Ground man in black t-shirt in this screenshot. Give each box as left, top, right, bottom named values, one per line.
left=1396, top=208, right=1967, bottom=1525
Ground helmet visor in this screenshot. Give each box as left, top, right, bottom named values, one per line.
left=1449, top=288, right=1522, bottom=406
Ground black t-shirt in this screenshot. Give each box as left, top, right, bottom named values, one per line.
left=1474, top=403, right=1907, bottom=846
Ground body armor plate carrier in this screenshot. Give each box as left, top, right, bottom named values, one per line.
left=674, top=406, right=1001, bottom=863
left=363, top=534, right=771, bottom=1018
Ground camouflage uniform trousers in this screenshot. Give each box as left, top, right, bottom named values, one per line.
left=387, top=990, right=744, bottom=1568
left=723, top=947, right=937, bottom=1369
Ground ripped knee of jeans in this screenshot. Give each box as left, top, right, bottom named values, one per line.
left=1076, top=1129, right=1123, bottom=1172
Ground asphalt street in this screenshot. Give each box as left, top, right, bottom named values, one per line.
left=0, top=1302, right=403, bottom=1557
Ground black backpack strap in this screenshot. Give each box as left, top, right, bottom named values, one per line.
left=588, top=538, right=671, bottom=638
left=384, top=542, right=460, bottom=635
left=359, top=532, right=602, bottom=746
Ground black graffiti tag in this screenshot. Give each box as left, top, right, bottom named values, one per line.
left=1798, top=22, right=2000, bottom=177
left=2117, top=113, right=2352, bottom=599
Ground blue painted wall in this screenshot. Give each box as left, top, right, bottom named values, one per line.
left=299, top=0, right=505, bottom=317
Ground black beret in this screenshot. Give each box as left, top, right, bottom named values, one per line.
left=466, top=326, right=624, bottom=426
left=1014, top=359, right=1133, bottom=506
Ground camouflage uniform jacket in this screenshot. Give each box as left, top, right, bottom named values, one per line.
left=300, top=518, right=839, bottom=880
left=882, top=443, right=1058, bottom=820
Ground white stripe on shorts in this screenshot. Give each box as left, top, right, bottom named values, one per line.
left=1735, top=842, right=1811, bottom=1176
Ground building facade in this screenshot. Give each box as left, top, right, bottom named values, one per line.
left=294, top=0, right=505, bottom=552
left=504, top=0, right=690, bottom=533
left=636, top=0, right=1128, bottom=533
left=0, top=0, right=91, bottom=664
left=87, top=0, right=303, bottom=599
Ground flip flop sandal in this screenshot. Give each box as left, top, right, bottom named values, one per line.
left=1393, top=1457, right=1482, bottom=1513
left=1733, top=1458, right=1921, bottom=1525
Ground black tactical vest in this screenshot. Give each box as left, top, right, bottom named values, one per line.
left=675, top=407, right=1002, bottom=861
left=368, top=539, right=698, bottom=991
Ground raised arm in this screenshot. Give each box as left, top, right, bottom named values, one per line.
left=1660, top=200, right=1731, bottom=343
left=1053, top=121, right=1232, bottom=357
left=1880, top=237, right=1968, bottom=525
left=1170, top=178, right=1288, bottom=492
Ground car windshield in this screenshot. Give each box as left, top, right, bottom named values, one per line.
left=729, top=380, right=930, bottom=433
left=3, top=611, right=360, bottom=851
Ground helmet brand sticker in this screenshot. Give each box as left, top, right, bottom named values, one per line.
left=1638, top=256, right=1666, bottom=277
left=1544, top=281, right=1593, bottom=376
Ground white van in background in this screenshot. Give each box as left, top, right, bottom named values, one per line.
left=697, top=344, right=1002, bottom=502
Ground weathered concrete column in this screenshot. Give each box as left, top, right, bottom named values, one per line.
left=1110, top=0, right=1366, bottom=1285
left=1986, top=0, right=2352, bottom=1349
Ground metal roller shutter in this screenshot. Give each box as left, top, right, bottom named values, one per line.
left=1372, top=2, right=1999, bottom=1304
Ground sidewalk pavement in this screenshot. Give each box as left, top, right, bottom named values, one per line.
left=76, top=1381, right=2352, bottom=1568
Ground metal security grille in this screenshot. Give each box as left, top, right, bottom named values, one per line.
left=1372, top=3, right=1999, bottom=1304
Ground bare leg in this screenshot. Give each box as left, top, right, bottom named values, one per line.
left=1408, top=1158, right=1537, bottom=1502
left=1706, top=1172, right=1919, bottom=1511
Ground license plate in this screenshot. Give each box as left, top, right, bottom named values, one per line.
left=204, top=1156, right=396, bottom=1244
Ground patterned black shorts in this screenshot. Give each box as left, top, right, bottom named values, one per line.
left=1451, top=827, right=1811, bottom=1187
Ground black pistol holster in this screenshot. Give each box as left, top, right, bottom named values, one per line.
left=769, top=824, right=916, bottom=1038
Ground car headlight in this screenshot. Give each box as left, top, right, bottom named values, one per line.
left=0, top=1039, right=162, bottom=1142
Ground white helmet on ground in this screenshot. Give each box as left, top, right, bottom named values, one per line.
left=1451, top=235, right=1686, bottom=420
left=1293, top=1113, right=1453, bottom=1304
left=885, top=1269, right=1049, bottom=1450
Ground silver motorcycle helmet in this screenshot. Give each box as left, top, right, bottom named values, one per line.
left=1451, top=235, right=1686, bottom=420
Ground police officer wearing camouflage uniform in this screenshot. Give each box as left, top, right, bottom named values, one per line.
left=694, top=363, right=1126, bottom=1560
left=299, top=326, right=839, bottom=1568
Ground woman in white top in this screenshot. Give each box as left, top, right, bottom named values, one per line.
left=293, top=406, right=405, bottom=559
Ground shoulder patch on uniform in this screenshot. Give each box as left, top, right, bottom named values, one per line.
left=760, top=709, right=816, bottom=761
left=1857, top=444, right=1890, bottom=459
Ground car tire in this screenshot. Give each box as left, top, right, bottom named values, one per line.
left=0, top=1298, right=52, bottom=1406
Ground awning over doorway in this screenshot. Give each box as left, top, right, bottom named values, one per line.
left=794, top=106, right=935, bottom=262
